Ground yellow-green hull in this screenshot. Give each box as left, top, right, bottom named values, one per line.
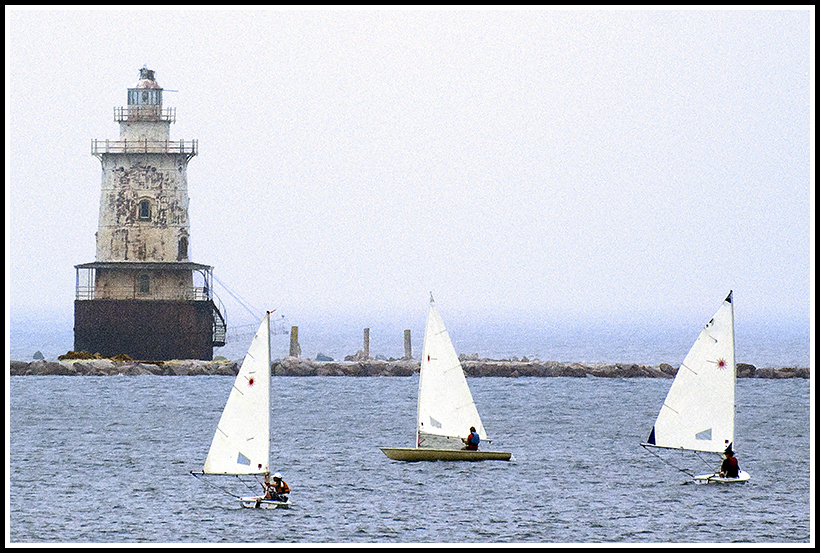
left=380, top=447, right=511, bottom=462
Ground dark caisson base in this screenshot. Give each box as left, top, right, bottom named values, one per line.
left=74, top=299, right=217, bottom=361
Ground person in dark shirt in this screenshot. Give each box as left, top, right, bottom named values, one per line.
left=719, top=447, right=740, bottom=478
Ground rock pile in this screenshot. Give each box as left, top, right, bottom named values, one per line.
left=9, top=359, right=238, bottom=376
left=8, top=356, right=810, bottom=378
left=273, top=357, right=418, bottom=377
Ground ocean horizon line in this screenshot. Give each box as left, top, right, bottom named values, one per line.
left=7, top=311, right=811, bottom=368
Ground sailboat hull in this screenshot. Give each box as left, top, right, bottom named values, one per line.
left=693, top=470, right=751, bottom=484
left=239, top=495, right=291, bottom=509
left=380, top=447, right=511, bottom=462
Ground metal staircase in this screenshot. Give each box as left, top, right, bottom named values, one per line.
left=212, top=298, right=227, bottom=347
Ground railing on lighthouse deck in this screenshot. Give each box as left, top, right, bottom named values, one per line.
left=91, top=138, right=197, bottom=160
left=74, top=262, right=227, bottom=347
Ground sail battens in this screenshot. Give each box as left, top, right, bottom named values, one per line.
left=679, top=363, right=697, bottom=375
left=660, top=403, right=680, bottom=415
left=645, top=293, right=737, bottom=456
left=202, top=313, right=271, bottom=476
left=417, top=300, right=487, bottom=441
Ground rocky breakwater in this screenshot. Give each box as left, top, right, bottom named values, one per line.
left=268, top=354, right=809, bottom=379
left=458, top=356, right=809, bottom=379
left=9, top=358, right=238, bottom=376
left=273, top=355, right=418, bottom=377
left=8, top=353, right=810, bottom=379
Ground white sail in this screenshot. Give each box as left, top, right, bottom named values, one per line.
left=203, top=312, right=271, bottom=475
left=416, top=296, right=486, bottom=448
left=647, top=291, right=736, bottom=454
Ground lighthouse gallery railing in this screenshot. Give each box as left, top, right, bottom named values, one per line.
left=92, top=138, right=198, bottom=157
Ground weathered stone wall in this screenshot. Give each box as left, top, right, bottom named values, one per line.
left=97, top=157, right=191, bottom=263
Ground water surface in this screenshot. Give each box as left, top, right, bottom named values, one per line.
left=8, top=376, right=811, bottom=543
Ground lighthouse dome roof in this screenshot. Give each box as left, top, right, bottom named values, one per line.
left=135, top=67, right=161, bottom=89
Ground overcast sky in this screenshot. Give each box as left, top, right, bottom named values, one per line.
left=5, top=7, right=814, bottom=340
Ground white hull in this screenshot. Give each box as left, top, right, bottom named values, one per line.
left=239, top=495, right=291, bottom=509
left=693, top=470, right=751, bottom=484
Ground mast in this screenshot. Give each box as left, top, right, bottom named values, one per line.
left=415, top=293, right=435, bottom=448
left=728, top=290, right=736, bottom=451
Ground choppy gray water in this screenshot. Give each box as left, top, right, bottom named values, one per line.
left=8, top=375, right=811, bottom=544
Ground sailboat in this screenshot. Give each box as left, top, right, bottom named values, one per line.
left=380, top=295, right=511, bottom=462
left=641, top=291, right=750, bottom=484
left=190, top=311, right=291, bottom=508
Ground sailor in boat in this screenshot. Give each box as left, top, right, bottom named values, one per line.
left=461, top=426, right=480, bottom=451
left=719, top=447, right=741, bottom=478
left=263, top=472, right=290, bottom=502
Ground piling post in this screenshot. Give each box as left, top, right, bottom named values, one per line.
left=404, top=329, right=412, bottom=359
left=289, top=326, right=301, bottom=358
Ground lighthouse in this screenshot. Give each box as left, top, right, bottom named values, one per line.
left=74, top=67, right=226, bottom=361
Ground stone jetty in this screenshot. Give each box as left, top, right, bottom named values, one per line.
left=8, top=355, right=810, bottom=378
left=9, top=358, right=238, bottom=376
left=16, top=325, right=806, bottom=378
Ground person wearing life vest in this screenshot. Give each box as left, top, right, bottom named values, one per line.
left=263, top=472, right=290, bottom=502
left=719, top=447, right=740, bottom=478
left=461, top=426, right=480, bottom=450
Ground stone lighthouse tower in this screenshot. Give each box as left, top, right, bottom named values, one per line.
left=74, top=67, right=226, bottom=361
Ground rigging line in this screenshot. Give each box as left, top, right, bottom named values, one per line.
left=211, top=274, right=265, bottom=320
left=693, top=450, right=718, bottom=471
left=236, top=474, right=262, bottom=492
left=212, top=273, right=259, bottom=317
left=640, top=444, right=695, bottom=478
left=189, top=471, right=242, bottom=499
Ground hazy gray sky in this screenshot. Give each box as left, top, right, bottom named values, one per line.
left=5, top=7, right=813, bottom=336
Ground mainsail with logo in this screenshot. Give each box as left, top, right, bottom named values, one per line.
left=191, top=311, right=291, bottom=507
left=642, top=291, right=750, bottom=483
left=203, top=311, right=271, bottom=475
left=645, top=291, right=736, bottom=453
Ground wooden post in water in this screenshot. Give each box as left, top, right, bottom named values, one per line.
left=404, top=329, right=412, bottom=359
left=289, top=326, right=301, bottom=358
left=363, top=328, right=370, bottom=358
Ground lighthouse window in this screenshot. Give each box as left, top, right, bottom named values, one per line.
left=138, top=200, right=151, bottom=221
left=177, top=237, right=188, bottom=261
left=138, top=274, right=150, bottom=295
